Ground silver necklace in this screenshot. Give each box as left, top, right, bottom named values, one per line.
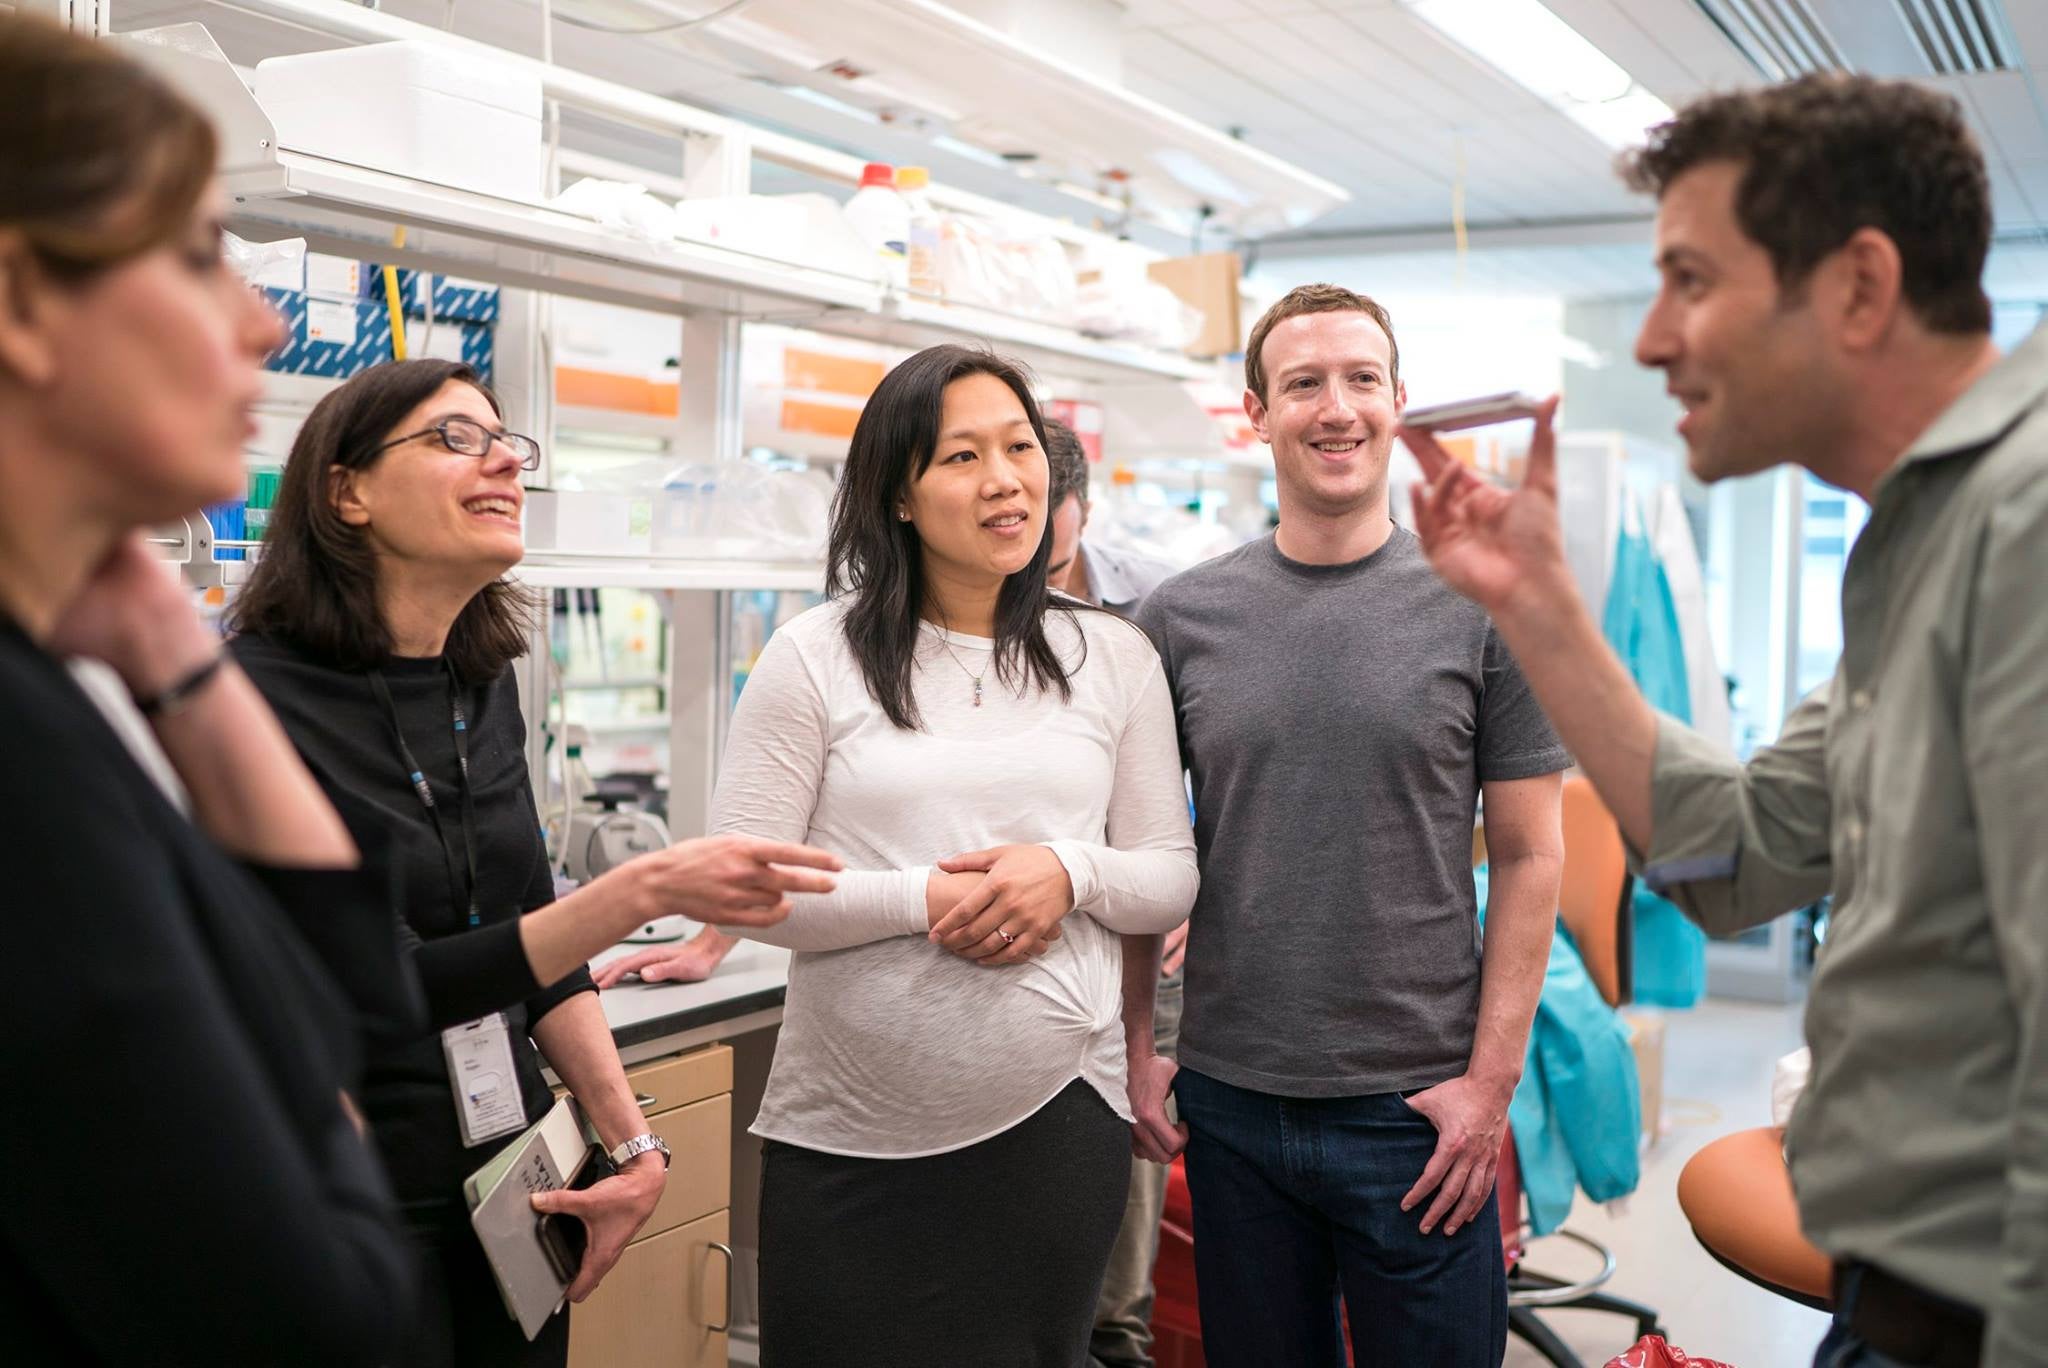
left=933, top=628, right=991, bottom=708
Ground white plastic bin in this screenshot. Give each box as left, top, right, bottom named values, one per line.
left=253, top=41, right=543, bottom=201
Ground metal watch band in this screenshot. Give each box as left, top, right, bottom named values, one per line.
left=609, top=1132, right=672, bottom=1170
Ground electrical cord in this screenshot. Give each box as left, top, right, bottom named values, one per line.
left=550, top=0, right=757, bottom=37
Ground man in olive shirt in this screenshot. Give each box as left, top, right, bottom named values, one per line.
left=1404, top=76, right=2046, bottom=1367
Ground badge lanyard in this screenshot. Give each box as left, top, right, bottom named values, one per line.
left=369, top=665, right=481, bottom=928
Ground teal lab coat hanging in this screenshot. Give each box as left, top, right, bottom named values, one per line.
left=1602, top=505, right=1708, bottom=1008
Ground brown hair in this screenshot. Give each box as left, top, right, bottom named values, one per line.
left=0, top=15, right=218, bottom=281
left=1245, top=284, right=1400, bottom=402
left=1619, top=73, right=1991, bottom=334
left=1044, top=416, right=1090, bottom=510
left=230, top=360, right=537, bottom=683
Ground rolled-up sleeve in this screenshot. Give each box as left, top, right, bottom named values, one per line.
left=1633, top=691, right=1834, bottom=937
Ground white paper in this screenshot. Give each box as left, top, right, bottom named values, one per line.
left=304, top=297, right=359, bottom=348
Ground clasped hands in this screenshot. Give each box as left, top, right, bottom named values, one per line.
left=925, top=843, right=1074, bottom=968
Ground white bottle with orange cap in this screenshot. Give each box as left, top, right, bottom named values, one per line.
left=844, top=161, right=909, bottom=291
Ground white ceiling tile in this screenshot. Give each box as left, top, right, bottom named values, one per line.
left=1118, top=0, right=1193, bottom=28
left=1956, top=70, right=2048, bottom=166
left=2008, top=159, right=2048, bottom=224
left=2005, top=1, right=2048, bottom=72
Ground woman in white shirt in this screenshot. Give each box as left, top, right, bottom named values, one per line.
left=715, top=344, right=1197, bottom=1366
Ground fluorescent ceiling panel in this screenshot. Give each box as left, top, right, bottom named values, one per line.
left=1406, top=0, right=1675, bottom=150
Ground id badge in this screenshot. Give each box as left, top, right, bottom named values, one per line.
left=442, top=1012, right=526, bottom=1148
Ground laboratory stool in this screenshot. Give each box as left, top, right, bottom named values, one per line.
left=1676, top=1126, right=1833, bottom=1312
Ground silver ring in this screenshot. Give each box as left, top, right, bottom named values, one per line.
left=999, top=930, right=1017, bottom=945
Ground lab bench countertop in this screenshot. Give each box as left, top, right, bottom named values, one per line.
left=588, top=935, right=791, bottom=1056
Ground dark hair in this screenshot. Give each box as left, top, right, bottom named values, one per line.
left=827, top=345, right=1082, bottom=731
left=230, top=359, right=536, bottom=681
left=1245, top=283, right=1400, bottom=401
left=0, top=16, right=218, bottom=282
left=1618, top=73, right=1991, bottom=334
left=1044, top=417, right=1091, bottom=511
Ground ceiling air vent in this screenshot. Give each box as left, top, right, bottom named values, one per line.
left=1890, top=0, right=2018, bottom=74
left=1689, top=0, right=1847, bottom=81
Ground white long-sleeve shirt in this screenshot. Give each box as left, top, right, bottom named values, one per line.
left=713, top=598, right=1198, bottom=1158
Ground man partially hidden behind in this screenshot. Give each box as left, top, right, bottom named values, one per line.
left=1403, top=75, right=2047, bottom=1368
left=1044, top=417, right=1179, bottom=616
left=1126, top=285, right=1569, bottom=1366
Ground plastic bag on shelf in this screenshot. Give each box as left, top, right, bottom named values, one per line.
left=655, top=460, right=831, bottom=561
left=931, top=214, right=1078, bottom=324
left=222, top=230, right=307, bottom=291
left=1074, top=277, right=1202, bottom=350
left=674, top=193, right=877, bottom=281
left=549, top=177, right=679, bottom=242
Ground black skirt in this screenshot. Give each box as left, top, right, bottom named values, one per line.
left=759, top=1077, right=1131, bottom=1368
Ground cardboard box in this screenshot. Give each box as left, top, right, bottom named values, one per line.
left=263, top=287, right=397, bottom=380
left=361, top=267, right=503, bottom=324
left=1146, top=251, right=1242, bottom=358
left=263, top=287, right=495, bottom=383
left=1621, top=1007, right=1666, bottom=1146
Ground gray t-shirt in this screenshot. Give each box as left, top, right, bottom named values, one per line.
left=1137, top=527, right=1569, bottom=1098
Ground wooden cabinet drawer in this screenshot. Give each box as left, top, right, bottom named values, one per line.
left=568, top=1209, right=731, bottom=1368
left=626, top=1044, right=733, bottom=1115
left=640, top=1094, right=731, bottom=1242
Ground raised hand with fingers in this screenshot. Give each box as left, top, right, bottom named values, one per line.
left=1400, top=394, right=1570, bottom=614
left=928, top=844, right=1075, bottom=967
left=615, top=834, right=842, bottom=929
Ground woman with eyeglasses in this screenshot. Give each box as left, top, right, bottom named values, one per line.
left=228, top=358, right=841, bottom=1367
left=0, top=16, right=412, bottom=1363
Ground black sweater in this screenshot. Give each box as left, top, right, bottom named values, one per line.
left=0, top=616, right=413, bottom=1364
left=232, top=632, right=597, bottom=1228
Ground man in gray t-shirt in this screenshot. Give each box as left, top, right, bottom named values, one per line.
left=1127, top=285, right=1567, bottom=1367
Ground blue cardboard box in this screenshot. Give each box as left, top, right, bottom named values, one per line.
left=359, top=266, right=502, bottom=324
left=264, top=286, right=494, bottom=383
left=263, top=287, right=397, bottom=379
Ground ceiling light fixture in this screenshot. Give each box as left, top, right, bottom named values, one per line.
left=1406, top=0, right=1675, bottom=151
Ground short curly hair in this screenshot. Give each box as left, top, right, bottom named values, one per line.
left=1619, top=73, right=1991, bottom=334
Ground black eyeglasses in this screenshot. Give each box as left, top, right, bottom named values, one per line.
left=374, top=417, right=543, bottom=471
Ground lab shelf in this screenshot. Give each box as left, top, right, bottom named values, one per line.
left=842, top=296, right=1215, bottom=385
left=514, top=555, right=825, bottom=592
left=224, top=152, right=885, bottom=324
left=222, top=155, right=1214, bottom=384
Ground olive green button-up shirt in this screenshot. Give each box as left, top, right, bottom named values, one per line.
left=1639, top=323, right=2048, bottom=1364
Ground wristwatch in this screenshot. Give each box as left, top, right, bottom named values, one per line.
left=609, top=1132, right=673, bottom=1170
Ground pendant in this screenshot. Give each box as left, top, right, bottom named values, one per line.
left=972, top=678, right=984, bottom=708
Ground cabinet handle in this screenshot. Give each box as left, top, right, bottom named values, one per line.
left=706, top=1241, right=735, bottom=1333
left=633, top=1092, right=658, bottom=1110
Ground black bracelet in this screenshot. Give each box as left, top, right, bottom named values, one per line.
left=134, top=652, right=227, bottom=718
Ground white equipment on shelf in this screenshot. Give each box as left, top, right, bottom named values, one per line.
left=253, top=41, right=543, bottom=202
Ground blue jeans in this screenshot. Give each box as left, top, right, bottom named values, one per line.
left=1175, top=1067, right=1507, bottom=1368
